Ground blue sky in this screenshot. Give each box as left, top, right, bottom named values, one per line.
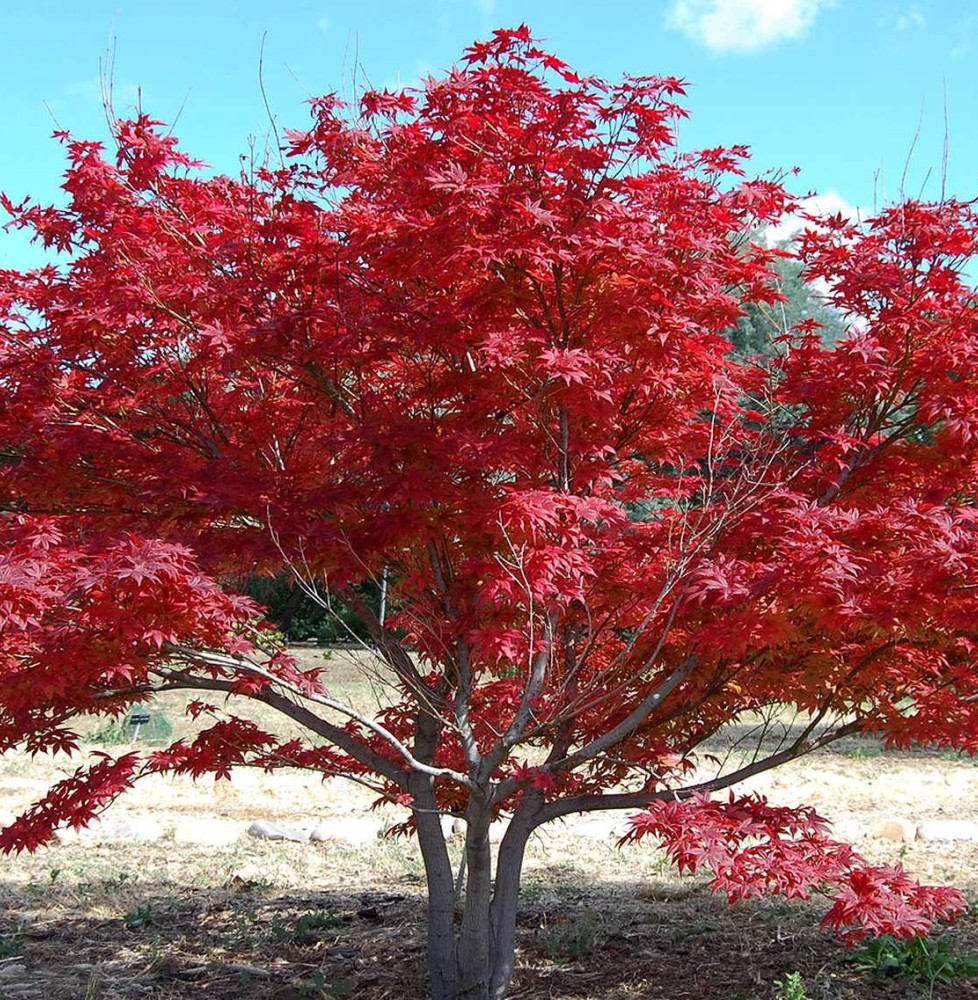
left=2, top=1, right=976, bottom=268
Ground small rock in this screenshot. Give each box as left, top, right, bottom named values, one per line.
left=172, top=819, right=243, bottom=846
left=871, top=818, right=917, bottom=842
left=379, top=813, right=412, bottom=836
left=567, top=815, right=629, bottom=841
left=98, top=817, right=167, bottom=843
left=828, top=816, right=864, bottom=842
left=916, top=820, right=978, bottom=842
left=247, top=820, right=310, bottom=843
left=0, top=778, right=48, bottom=793
left=226, top=863, right=267, bottom=889
left=309, top=818, right=380, bottom=846
left=489, top=821, right=508, bottom=845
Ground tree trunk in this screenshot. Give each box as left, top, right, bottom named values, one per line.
left=487, top=803, right=537, bottom=1000
left=457, top=799, right=493, bottom=999
left=417, top=794, right=541, bottom=1000
left=413, top=774, right=459, bottom=1000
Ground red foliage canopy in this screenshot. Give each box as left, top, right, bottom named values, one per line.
left=2, top=27, right=977, bottom=954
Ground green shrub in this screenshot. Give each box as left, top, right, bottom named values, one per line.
left=86, top=712, right=172, bottom=746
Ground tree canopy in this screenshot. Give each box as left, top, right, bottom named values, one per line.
left=2, top=26, right=978, bottom=1000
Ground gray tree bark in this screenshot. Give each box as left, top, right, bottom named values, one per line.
left=415, top=793, right=541, bottom=1000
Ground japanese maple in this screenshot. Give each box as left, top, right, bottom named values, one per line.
left=2, top=26, right=978, bottom=1000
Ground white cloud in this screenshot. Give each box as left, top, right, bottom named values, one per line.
left=316, top=14, right=330, bottom=34
left=666, top=0, right=823, bottom=53
left=895, top=7, right=925, bottom=31
left=764, top=190, right=864, bottom=247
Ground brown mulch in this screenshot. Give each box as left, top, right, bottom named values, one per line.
left=3, top=867, right=978, bottom=999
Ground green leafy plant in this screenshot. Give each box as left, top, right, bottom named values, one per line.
left=271, top=908, right=340, bottom=944
left=123, top=904, right=155, bottom=931
left=850, top=933, right=978, bottom=997
left=0, top=935, right=22, bottom=958
left=296, top=970, right=355, bottom=998
left=774, top=972, right=814, bottom=1000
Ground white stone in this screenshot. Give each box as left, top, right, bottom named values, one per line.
left=97, top=817, right=167, bottom=843
left=172, top=819, right=243, bottom=846
left=565, top=815, right=629, bottom=841
left=0, top=778, right=49, bottom=793
left=447, top=818, right=509, bottom=844
left=828, top=816, right=864, bottom=842
left=489, top=821, right=508, bottom=845
left=309, top=817, right=380, bottom=846
left=246, top=820, right=310, bottom=843
left=916, top=820, right=978, bottom=842
left=380, top=813, right=412, bottom=836
left=871, top=819, right=917, bottom=842
left=226, top=863, right=267, bottom=887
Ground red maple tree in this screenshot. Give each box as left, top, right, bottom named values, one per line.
left=2, top=27, right=977, bottom=1000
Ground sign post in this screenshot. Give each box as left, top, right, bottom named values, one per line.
left=129, top=713, right=151, bottom=742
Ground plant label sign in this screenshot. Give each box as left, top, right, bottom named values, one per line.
left=129, top=713, right=151, bottom=740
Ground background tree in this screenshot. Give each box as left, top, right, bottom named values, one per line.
left=730, top=250, right=846, bottom=356
left=2, top=27, right=978, bottom=1000
left=235, top=573, right=378, bottom=644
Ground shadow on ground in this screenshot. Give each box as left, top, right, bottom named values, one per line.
left=2, top=871, right=977, bottom=1000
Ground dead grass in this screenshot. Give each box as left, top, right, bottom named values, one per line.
left=2, top=651, right=978, bottom=998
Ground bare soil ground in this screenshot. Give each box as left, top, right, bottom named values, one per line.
left=2, top=650, right=978, bottom=999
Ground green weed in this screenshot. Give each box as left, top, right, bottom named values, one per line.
left=0, top=935, right=22, bottom=958
left=849, top=933, right=978, bottom=998
left=123, top=904, right=155, bottom=931
left=296, top=970, right=355, bottom=997
left=774, top=971, right=814, bottom=1000
left=271, top=907, right=341, bottom=944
